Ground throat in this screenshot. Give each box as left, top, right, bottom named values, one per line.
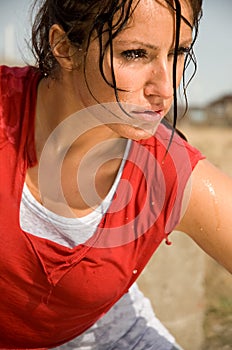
left=26, top=139, right=131, bottom=218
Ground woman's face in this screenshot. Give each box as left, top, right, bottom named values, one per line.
left=76, top=0, right=193, bottom=140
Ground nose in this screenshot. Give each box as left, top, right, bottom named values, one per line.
left=144, top=59, right=173, bottom=101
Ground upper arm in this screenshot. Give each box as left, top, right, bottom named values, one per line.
left=176, top=159, right=232, bottom=273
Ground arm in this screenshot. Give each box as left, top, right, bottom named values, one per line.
left=176, top=159, right=232, bottom=274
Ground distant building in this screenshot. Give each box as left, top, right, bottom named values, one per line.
left=206, top=95, right=232, bottom=126
left=186, top=94, right=232, bottom=126
left=186, top=106, right=208, bottom=125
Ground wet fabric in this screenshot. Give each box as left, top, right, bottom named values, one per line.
left=21, top=184, right=179, bottom=350
left=0, top=65, right=204, bottom=348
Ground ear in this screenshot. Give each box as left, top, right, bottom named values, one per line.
left=49, top=24, right=76, bottom=71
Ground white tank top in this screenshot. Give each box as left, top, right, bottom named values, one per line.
left=20, top=139, right=131, bottom=247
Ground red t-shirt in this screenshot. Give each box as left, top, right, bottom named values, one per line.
left=0, top=66, right=204, bottom=348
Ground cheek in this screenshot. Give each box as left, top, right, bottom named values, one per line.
left=177, top=58, right=186, bottom=86
left=84, top=62, right=114, bottom=99
left=114, top=65, right=148, bottom=92
left=104, top=52, right=148, bottom=92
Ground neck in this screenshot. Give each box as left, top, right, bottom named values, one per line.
left=35, top=76, right=126, bottom=160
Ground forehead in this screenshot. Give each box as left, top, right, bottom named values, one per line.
left=129, top=0, right=193, bottom=25
left=113, top=0, right=193, bottom=44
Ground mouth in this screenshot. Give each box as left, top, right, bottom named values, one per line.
left=129, top=109, right=163, bottom=123
left=90, top=102, right=164, bottom=134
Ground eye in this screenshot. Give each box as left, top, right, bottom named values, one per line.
left=168, top=46, right=191, bottom=58
left=177, top=46, right=191, bottom=56
left=120, top=49, right=148, bottom=61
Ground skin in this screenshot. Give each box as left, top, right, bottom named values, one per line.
left=27, top=0, right=232, bottom=273
left=177, top=160, right=232, bottom=273
left=38, top=0, right=193, bottom=141
left=28, top=0, right=192, bottom=212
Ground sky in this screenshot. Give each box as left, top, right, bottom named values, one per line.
left=187, top=0, right=232, bottom=106
left=0, top=0, right=232, bottom=106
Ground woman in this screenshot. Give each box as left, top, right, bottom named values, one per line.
left=0, top=0, right=231, bottom=349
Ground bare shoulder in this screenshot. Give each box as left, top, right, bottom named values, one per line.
left=176, top=159, right=232, bottom=273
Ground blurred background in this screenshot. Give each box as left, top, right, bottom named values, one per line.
left=1, top=0, right=232, bottom=349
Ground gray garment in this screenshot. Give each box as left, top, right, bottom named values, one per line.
left=53, top=283, right=181, bottom=350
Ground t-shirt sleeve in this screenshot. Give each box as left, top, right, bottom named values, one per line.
left=154, top=122, right=206, bottom=234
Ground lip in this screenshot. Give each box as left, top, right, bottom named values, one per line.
left=130, top=109, right=163, bottom=122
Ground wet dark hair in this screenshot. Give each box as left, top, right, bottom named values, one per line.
left=31, top=0, right=203, bottom=130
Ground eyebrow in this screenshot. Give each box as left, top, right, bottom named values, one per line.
left=114, top=38, right=193, bottom=50
left=116, top=40, right=159, bottom=50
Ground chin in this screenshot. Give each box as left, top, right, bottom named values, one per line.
left=116, top=124, right=155, bottom=141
